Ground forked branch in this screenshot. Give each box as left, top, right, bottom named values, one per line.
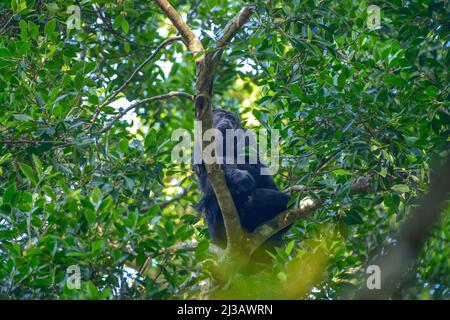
left=155, top=0, right=255, bottom=252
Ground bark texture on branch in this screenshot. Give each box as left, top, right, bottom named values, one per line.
left=248, top=172, right=387, bottom=253
left=155, top=0, right=254, bottom=251
left=154, top=0, right=204, bottom=59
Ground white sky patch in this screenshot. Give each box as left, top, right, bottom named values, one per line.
left=204, top=29, right=215, bottom=39
left=157, top=25, right=169, bottom=38
left=242, top=109, right=259, bottom=126
left=155, top=60, right=173, bottom=78
left=193, top=28, right=201, bottom=38
left=123, top=266, right=139, bottom=287
left=237, top=58, right=256, bottom=74
left=109, top=97, right=148, bottom=136
left=165, top=178, right=183, bottom=199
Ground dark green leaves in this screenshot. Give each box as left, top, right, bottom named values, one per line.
left=342, top=210, right=364, bottom=225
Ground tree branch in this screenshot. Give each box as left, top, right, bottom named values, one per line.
left=248, top=197, right=321, bottom=253
left=155, top=1, right=255, bottom=253
left=89, top=35, right=182, bottom=130
left=100, top=91, right=194, bottom=133
left=354, top=155, right=450, bottom=299
left=153, top=0, right=204, bottom=60
left=212, top=7, right=255, bottom=64
left=248, top=172, right=386, bottom=253
left=139, top=187, right=191, bottom=213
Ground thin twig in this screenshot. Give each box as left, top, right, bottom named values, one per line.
left=89, top=36, right=183, bottom=130
left=0, top=14, right=14, bottom=35
left=99, top=91, right=194, bottom=133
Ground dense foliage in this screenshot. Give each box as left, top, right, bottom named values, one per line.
left=0, top=0, right=448, bottom=299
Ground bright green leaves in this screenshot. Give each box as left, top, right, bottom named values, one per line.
left=290, top=83, right=302, bottom=99
left=19, top=163, right=38, bottom=186
left=11, top=0, right=29, bottom=14
left=113, top=15, right=129, bottom=34
left=90, top=187, right=102, bottom=209
left=3, top=185, right=16, bottom=204
left=0, top=47, right=11, bottom=58
left=44, top=20, right=57, bottom=37
left=32, top=154, right=43, bottom=177
left=118, top=139, right=129, bottom=153
left=19, top=19, right=27, bottom=40
left=91, top=239, right=104, bottom=254
left=0, top=0, right=448, bottom=301
left=0, top=153, right=11, bottom=165
left=332, top=169, right=350, bottom=176
left=391, top=184, right=411, bottom=193
left=84, top=210, right=96, bottom=226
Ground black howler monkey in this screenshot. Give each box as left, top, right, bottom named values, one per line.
left=193, top=109, right=291, bottom=259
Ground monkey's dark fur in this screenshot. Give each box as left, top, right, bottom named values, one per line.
left=193, top=109, right=291, bottom=259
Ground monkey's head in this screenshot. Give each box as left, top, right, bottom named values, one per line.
left=213, top=109, right=242, bottom=132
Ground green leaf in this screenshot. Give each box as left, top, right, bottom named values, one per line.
left=3, top=185, right=16, bottom=204
left=91, top=187, right=102, bottom=208
left=391, top=184, right=410, bottom=193
left=118, top=139, right=129, bottom=153
left=52, top=105, right=63, bottom=117
left=290, top=83, right=302, bottom=99
left=285, top=240, right=295, bottom=255
left=84, top=209, right=96, bottom=225
left=14, top=114, right=33, bottom=121
left=91, top=240, right=103, bottom=253
left=333, top=169, right=349, bottom=176
left=44, top=20, right=56, bottom=37
left=121, top=18, right=129, bottom=34
left=379, top=167, right=387, bottom=178
left=343, top=210, right=364, bottom=225
left=19, top=19, right=28, bottom=40
left=112, top=15, right=122, bottom=30
left=19, top=19, right=27, bottom=32
left=19, top=163, right=38, bottom=185
left=86, top=281, right=99, bottom=298
left=0, top=153, right=11, bottom=165
left=43, top=186, right=56, bottom=200
left=0, top=48, right=11, bottom=58
left=425, top=86, right=438, bottom=98
left=32, top=154, right=43, bottom=177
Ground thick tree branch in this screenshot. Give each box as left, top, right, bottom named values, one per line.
left=156, top=1, right=255, bottom=252
left=100, top=91, right=194, bottom=133
left=248, top=173, right=385, bottom=253
left=153, top=0, right=204, bottom=60
left=354, top=155, right=450, bottom=299
left=212, top=7, right=255, bottom=64
left=248, top=197, right=321, bottom=253
left=89, top=35, right=182, bottom=130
